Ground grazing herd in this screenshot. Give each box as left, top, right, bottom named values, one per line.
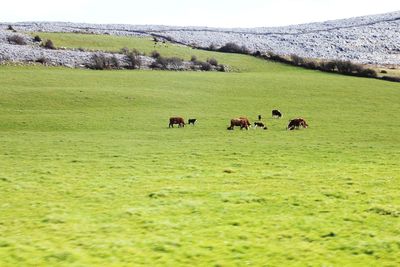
left=169, top=110, right=309, bottom=131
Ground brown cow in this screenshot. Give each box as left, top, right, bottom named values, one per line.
left=169, top=117, right=185, bottom=128
left=239, top=117, right=251, bottom=128
left=287, top=118, right=309, bottom=130
left=227, top=118, right=251, bottom=130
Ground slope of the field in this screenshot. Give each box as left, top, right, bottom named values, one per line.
left=30, top=32, right=270, bottom=72
left=0, top=36, right=400, bottom=266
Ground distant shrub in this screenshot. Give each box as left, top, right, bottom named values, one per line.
left=380, top=70, right=388, bottom=74
left=110, top=56, right=121, bottom=69
left=290, top=54, right=305, bottom=66
left=150, top=57, right=168, bottom=70
left=7, top=35, right=26, bottom=45
left=150, top=56, right=183, bottom=70
left=89, top=53, right=120, bottom=70
left=167, top=57, right=183, bottom=70
left=382, top=76, right=400, bottom=82
left=334, top=60, right=357, bottom=74
left=150, top=50, right=161, bottom=59
left=7, top=25, right=15, bottom=31
left=265, top=52, right=291, bottom=64
left=218, top=42, right=249, bottom=54
left=207, top=58, right=218, bottom=66
left=303, top=61, right=318, bottom=70
left=253, top=51, right=262, bottom=57
left=125, top=50, right=142, bottom=69
left=43, top=39, right=56, bottom=49
left=217, top=64, right=226, bottom=72
left=33, top=35, right=42, bottom=42
left=319, top=61, right=336, bottom=72
left=359, top=68, right=377, bottom=78
left=199, top=61, right=212, bottom=71
left=190, top=55, right=197, bottom=62
left=90, top=54, right=108, bottom=70
left=208, top=43, right=217, bottom=51
left=120, top=47, right=129, bottom=54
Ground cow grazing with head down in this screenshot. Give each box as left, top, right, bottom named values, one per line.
left=287, top=118, right=308, bottom=130
left=254, top=122, right=268, bottom=130
left=227, top=118, right=251, bottom=130
left=169, top=117, right=185, bottom=128
left=272, top=110, right=282, bottom=118
left=239, top=117, right=251, bottom=128
left=188, top=119, right=197, bottom=125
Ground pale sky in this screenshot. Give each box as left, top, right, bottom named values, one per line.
left=2, top=0, right=400, bottom=28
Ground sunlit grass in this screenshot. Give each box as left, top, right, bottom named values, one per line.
left=1, top=33, right=400, bottom=266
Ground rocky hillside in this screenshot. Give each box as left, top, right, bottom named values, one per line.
left=1, top=11, right=400, bottom=66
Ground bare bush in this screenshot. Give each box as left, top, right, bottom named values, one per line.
left=218, top=42, right=249, bottom=54
left=253, top=51, right=262, bottom=57
left=319, top=61, right=336, bottom=72
left=125, top=49, right=142, bottom=69
left=33, top=35, right=42, bottom=42
left=265, top=52, right=291, bottom=64
left=89, top=53, right=120, bottom=70
left=151, top=50, right=161, bottom=59
left=7, top=25, right=15, bottom=31
left=110, top=56, right=121, bottom=69
left=190, top=55, right=197, bottom=62
left=43, top=39, right=56, bottom=49
left=207, top=58, right=218, bottom=66
left=382, top=76, right=400, bottom=82
left=208, top=43, right=217, bottom=51
left=291, top=54, right=305, bottom=66
left=150, top=57, right=167, bottom=69
left=303, top=61, right=318, bottom=69
left=217, top=64, right=226, bottom=72
left=150, top=56, right=184, bottom=70
left=359, top=68, right=377, bottom=78
left=7, top=35, right=27, bottom=45
left=167, top=57, right=183, bottom=70
left=199, top=61, right=212, bottom=71
left=120, top=47, right=129, bottom=54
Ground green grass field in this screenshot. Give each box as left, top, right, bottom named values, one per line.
left=1, top=34, right=400, bottom=266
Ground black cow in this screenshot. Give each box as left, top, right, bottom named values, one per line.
left=188, top=119, right=197, bottom=125
left=254, top=122, right=267, bottom=130
left=272, top=110, right=282, bottom=118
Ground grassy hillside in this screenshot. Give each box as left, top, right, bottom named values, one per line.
left=32, top=32, right=272, bottom=72
left=1, top=34, right=400, bottom=266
